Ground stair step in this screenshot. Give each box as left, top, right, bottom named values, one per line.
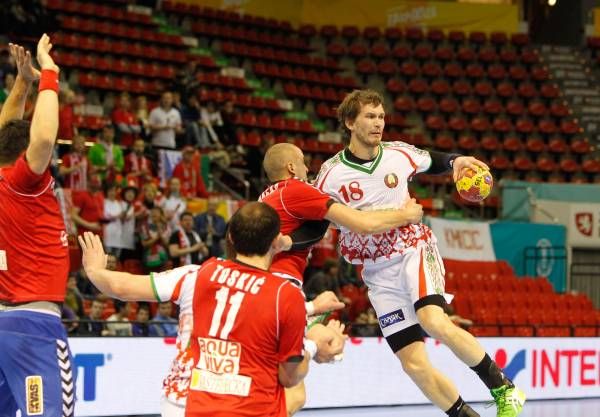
left=562, top=80, right=593, bottom=88
left=550, top=63, right=587, bottom=70
left=565, top=88, right=600, bottom=96
left=553, top=70, right=589, bottom=80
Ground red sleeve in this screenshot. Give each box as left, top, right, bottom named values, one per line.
left=281, top=180, right=332, bottom=220
left=171, top=164, right=182, bottom=181
left=62, top=154, right=72, bottom=168
left=4, top=154, right=51, bottom=194
left=277, top=282, right=307, bottom=362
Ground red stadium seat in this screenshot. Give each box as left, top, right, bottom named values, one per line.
left=502, top=135, right=523, bottom=153
left=448, top=115, right=468, bottom=132
left=439, top=97, right=459, bottom=114
left=525, top=136, right=546, bottom=153
left=416, top=96, right=437, bottom=113
left=466, top=63, right=485, bottom=80
left=483, top=98, right=504, bottom=115
left=481, top=135, right=500, bottom=152
left=462, top=97, right=481, bottom=115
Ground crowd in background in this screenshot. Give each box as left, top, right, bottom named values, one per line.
left=0, top=51, right=380, bottom=337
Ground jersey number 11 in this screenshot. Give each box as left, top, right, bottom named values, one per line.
left=208, top=287, right=245, bottom=339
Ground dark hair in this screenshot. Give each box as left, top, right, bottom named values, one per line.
left=337, top=89, right=384, bottom=145
left=0, top=119, right=30, bottom=165
left=228, top=202, right=280, bottom=256
left=113, top=300, right=128, bottom=313
left=137, top=303, right=150, bottom=313
left=179, top=211, right=194, bottom=221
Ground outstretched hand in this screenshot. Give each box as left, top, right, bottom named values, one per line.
left=36, top=33, right=59, bottom=73
left=312, top=291, right=345, bottom=314
left=78, top=232, right=108, bottom=274
left=452, top=156, right=489, bottom=182
left=9, top=43, right=39, bottom=82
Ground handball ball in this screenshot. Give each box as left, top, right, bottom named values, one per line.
left=456, top=167, right=493, bottom=202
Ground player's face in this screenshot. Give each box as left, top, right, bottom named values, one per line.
left=290, top=148, right=309, bottom=180
left=349, top=103, right=385, bottom=149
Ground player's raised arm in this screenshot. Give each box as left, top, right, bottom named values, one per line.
left=26, top=34, right=60, bottom=174
left=0, top=43, right=39, bottom=125
left=324, top=198, right=423, bottom=234
left=79, top=232, right=156, bottom=301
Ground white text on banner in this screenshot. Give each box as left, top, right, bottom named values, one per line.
left=429, top=217, right=495, bottom=261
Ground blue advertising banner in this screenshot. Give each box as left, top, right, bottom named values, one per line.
left=490, top=222, right=567, bottom=292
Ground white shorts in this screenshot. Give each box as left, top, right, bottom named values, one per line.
left=160, top=396, right=185, bottom=417
left=361, top=242, right=449, bottom=343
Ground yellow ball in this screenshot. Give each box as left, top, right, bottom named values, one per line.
left=456, top=167, right=493, bottom=202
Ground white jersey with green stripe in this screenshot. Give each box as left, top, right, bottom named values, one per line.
left=150, top=264, right=201, bottom=406
left=314, top=141, right=436, bottom=265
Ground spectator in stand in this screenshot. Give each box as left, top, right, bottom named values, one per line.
left=57, top=88, right=76, bottom=140
left=59, top=134, right=88, bottom=191
left=112, top=92, right=141, bottom=148
left=305, top=226, right=339, bottom=280
left=71, top=174, right=104, bottom=235
left=124, top=138, right=153, bottom=188
left=106, top=300, right=133, bottom=336
left=88, top=124, right=124, bottom=182
left=304, top=258, right=344, bottom=302
left=64, top=275, right=85, bottom=319
left=132, top=303, right=151, bottom=337
left=161, top=177, right=186, bottom=230
left=169, top=212, right=208, bottom=268
left=140, top=206, right=171, bottom=271
left=171, top=145, right=208, bottom=199
left=119, top=181, right=138, bottom=260
left=149, top=301, right=178, bottom=337
left=78, top=298, right=109, bottom=336
left=219, top=100, right=238, bottom=147
left=175, top=60, right=200, bottom=98
left=149, top=91, right=182, bottom=149
left=353, top=307, right=381, bottom=337
left=134, top=182, right=163, bottom=226
left=135, top=95, right=151, bottom=139
left=0, top=72, right=15, bottom=104
left=0, top=49, right=15, bottom=87
left=61, top=304, right=79, bottom=335
left=103, top=183, right=127, bottom=258
left=181, top=94, right=210, bottom=149
left=194, top=199, right=226, bottom=258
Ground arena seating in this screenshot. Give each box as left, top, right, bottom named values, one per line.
left=444, top=259, right=599, bottom=337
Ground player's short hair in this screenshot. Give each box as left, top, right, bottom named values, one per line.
left=228, top=202, right=280, bottom=256
left=0, top=119, right=30, bottom=166
left=337, top=89, right=384, bottom=144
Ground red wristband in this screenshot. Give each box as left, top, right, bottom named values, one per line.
left=38, top=69, right=59, bottom=93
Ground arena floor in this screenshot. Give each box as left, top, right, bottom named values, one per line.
left=297, top=398, right=600, bottom=416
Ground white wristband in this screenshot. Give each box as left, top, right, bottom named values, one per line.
left=305, top=301, right=315, bottom=316
left=303, top=338, right=317, bottom=361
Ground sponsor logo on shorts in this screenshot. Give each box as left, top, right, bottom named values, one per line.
left=0, top=250, right=6, bottom=271
left=378, top=309, right=405, bottom=329
left=26, top=375, right=44, bottom=415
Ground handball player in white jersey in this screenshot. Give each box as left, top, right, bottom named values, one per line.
left=315, top=90, right=525, bottom=417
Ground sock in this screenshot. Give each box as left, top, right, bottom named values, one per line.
left=446, top=396, right=466, bottom=417
left=470, top=353, right=512, bottom=390
left=458, top=404, right=480, bottom=417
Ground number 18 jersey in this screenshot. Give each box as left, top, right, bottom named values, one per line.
left=315, top=141, right=436, bottom=265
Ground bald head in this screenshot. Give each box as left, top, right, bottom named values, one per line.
left=262, top=143, right=308, bottom=181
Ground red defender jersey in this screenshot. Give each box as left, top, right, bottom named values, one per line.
left=259, top=178, right=333, bottom=281
left=179, top=258, right=306, bottom=417
left=0, top=155, right=69, bottom=303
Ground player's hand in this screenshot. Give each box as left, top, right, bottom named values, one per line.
left=78, top=232, right=108, bottom=274
left=452, top=156, right=489, bottom=182
left=325, top=319, right=348, bottom=357
left=273, top=234, right=292, bottom=254
left=306, top=323, right=346, bottom=363
left=36, top=34, right=59, bottom=73
left=279, top=235, right=293, bottom=252
left=312, top=291, right=345, bottom=314
left=401, top=198, right=423, bottom=224
left=9, top=43, right=39, bottom=82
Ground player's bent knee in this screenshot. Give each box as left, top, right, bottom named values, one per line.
left=285, top=381, right=306, bottom=417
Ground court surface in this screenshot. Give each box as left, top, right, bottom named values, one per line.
left=298, top=398, right=600, bottom=416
